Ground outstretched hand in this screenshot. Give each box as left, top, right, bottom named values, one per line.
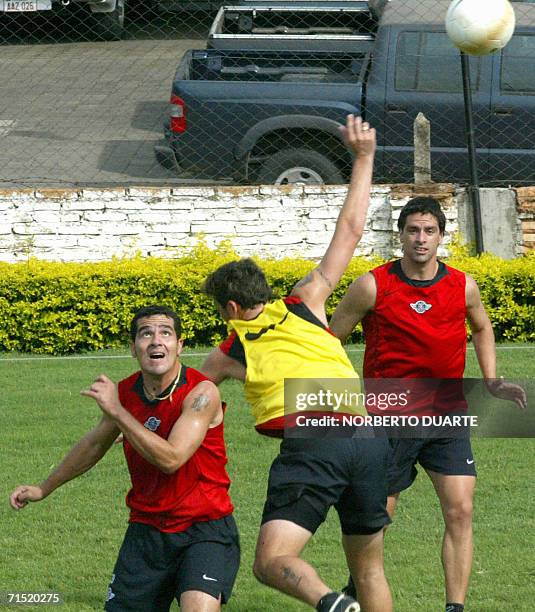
left=9, top=485, right=44, bottom=510
left=339, top=114, right=376, bottom=159
left=486, top=378, right=527, bottom=411
left=81, top=374, right=122, bottom=418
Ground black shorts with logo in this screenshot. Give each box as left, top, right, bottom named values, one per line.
left=388, top=437, right=477, bottom=495
left=261, top=437, right=391, bottom=536
left=104, top=515, right=240, bottom=612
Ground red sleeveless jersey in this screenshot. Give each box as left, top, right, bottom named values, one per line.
left=118, top=365, right=233, bottom=533
left=362, top=261, right=467, bottom=415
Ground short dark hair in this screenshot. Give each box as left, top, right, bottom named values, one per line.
left=397, top=197, right=446, bottom=234
left=130, top=305, right=182, bottom=342
left=202, top=258, right=273, bottom=309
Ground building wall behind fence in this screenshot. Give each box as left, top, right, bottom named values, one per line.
left=0, top=184, right=533, bottom=263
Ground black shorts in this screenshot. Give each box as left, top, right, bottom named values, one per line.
left=104, top=515, right=240, bottom=612
left=388, top=437, right=477, bottom=495
left=261, top=437, right=391, bottom=536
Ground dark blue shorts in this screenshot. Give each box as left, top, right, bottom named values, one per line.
left=388, top=437, right=477, bottom=495
left=261, top=437, right=391, bottom=536
left=104, top=515, right=240, bottom=611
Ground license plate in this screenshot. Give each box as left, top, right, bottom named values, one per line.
left=3, top=0, right=52, bottom=10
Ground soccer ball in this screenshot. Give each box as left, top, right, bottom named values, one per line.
left=445, top=0, right=516, bottom=56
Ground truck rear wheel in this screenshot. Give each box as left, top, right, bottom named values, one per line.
left=256, top=148, right=344, bottom=185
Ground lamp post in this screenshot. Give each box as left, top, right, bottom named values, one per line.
left=460, top=51, right=484, bottom=254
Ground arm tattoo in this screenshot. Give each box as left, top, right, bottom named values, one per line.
left=191, top=394, right=210, bottom=412
left=281, top=566, right=302, bottom=588
left=294, top=271, right=315, bottom=289
left=316, top=267, right=334, bottom=289
left=294, top=267, right=333, bottom=290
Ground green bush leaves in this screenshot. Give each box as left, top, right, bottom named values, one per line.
left=0, top=245, right=533, bottom=354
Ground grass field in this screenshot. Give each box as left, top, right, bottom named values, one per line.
left=1, top=345, right=534, bottom=611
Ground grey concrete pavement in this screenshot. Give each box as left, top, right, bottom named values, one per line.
left=0, top=23, right=207, bottom=188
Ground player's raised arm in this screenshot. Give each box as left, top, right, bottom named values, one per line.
left=291, top=115, right=376, bottom=318
left=9, top=415, right=120, bottom=510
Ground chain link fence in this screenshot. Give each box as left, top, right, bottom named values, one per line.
left=1, top=0, right=534, bottom=188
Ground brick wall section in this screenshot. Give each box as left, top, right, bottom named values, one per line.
left=515, top=187, right=535, bottom=254
left=0, top=184, right=529, bottom=263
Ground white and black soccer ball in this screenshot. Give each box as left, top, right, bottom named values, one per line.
left=445, top=0, right=516, bottom=56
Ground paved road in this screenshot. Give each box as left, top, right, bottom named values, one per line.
left=0, top=12, right=210, bottom=188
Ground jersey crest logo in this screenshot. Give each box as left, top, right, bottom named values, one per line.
left=144, top=416, right=161, bottom=431
left=410, top=300, right=432, bottom=314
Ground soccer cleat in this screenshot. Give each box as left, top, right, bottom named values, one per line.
left=342, top=575, right=357, bottom=600
left=316, top=591, right=361, bottom=612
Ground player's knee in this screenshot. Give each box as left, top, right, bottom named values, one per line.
left=444, top=499, right=473, bottom=527
left=353, top=563, right=387, bottom=588
left=252, top=555, right=270, bottom=585
left=350, top=549, right=387, bottom=586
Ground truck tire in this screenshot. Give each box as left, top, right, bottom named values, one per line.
left=256, top=148, right=344, bottom=185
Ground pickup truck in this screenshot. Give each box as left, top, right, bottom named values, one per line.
left=155, top=0, right=535, bottom=185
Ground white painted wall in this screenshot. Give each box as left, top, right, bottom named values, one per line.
left=0, top=184, right=509, bottom=263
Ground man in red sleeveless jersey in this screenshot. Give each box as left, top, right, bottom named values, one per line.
left=9, top=305, right=239, bottom=612
left=330, top=197, right=526, bottom=612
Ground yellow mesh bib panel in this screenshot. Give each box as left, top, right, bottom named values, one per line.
left=230, top=299, right=361, bottom=426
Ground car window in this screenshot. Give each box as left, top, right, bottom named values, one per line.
left=395, top=31, right=481, bottom=93
left=500, top=34, right=535, bottom=94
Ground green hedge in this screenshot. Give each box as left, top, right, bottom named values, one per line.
left=446, top=251, right=535, bottom=343
left=0, top=243, right=533, bottom=354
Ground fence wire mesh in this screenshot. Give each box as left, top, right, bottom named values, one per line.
left=1, top=0, right=534, bottom=188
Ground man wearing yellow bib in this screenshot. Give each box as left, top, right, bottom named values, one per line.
left=201, top=116, right=392, bottom=612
